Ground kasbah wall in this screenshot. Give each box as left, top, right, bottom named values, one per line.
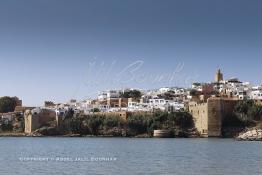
left=189, top=97, right=239, bottom=137
left=24, top=109, right=56, bottom=134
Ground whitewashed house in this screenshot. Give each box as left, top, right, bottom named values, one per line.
left=250, top=90, right=262, bottom=100
left=158, top=87, right=171, bottom=94
left=99, top=104, right=110, bottom=112
left=55, top=108, right=68, bottom=118
left=98, top=90, right=120, bottom=101
left=128, top=102, right=150, bottom=112
left=1, top=113, right=15, bottom=125
left=98, top=91, right=107, bottom=101
left=149, top=99, right=167, bottom=107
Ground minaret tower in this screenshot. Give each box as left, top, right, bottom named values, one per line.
left=215, top=69, right=223, bottom=82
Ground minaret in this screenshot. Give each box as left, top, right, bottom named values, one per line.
left=215, top=69, right=223, bottom=82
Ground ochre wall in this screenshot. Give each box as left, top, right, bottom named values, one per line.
left=189, top=102, right=208, bottom=137
left=189, top=97, right=239, bottom=137
left=24, top=109, right=56, bottom=134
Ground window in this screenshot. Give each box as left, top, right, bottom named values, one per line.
left=203, top=129, right=208, bottom=133
left=212, top=108, right=216, bottom=114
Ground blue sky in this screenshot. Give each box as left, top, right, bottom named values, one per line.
left=0, top=0, right=261, bottom=106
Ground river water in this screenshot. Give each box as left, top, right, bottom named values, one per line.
left=0, top=137, right=261, bottom=175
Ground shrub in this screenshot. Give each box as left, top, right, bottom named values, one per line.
left=223, top=114, right=249, bottom=128
left=86, top=116, right=103, bottom=135
left=127, top=115, right=150, bottom=135
left=234, top=99, right=262, bottom=121
left=103, top=116, right=121, bottom=128
left=60, top=111, right=194, bottom=136
left=120, top=90, right=142, bottom=99
left=174, top=112, right=194, bottom=129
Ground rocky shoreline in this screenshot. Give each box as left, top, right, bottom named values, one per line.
left=236, top=129, right=262, bottom=141
left=1, top=130, right=262, bottom=140
left=0, top=133, right=186, bottom=138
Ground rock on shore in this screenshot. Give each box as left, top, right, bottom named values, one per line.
left=236, top=129, right=262, bottom=141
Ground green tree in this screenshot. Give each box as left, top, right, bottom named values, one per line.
left=0, top=96, right=18, bottom=113
left=248, top=105, right=262, bottom=121
left=87, top=116, right=103, bottom=135
left=91, top=108, right=100, bottom=113
left=103, top=116, right=121, bottom=128
left=174, top=112, right=194, bottom=129
left=234, top=99, right=262, bottom=121
left=120, top=90, right=142, bottom=99
left=127, top=115, right=150, bottom=135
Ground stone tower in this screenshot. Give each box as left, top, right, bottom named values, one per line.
left=215, top=69, right=223, bottom=82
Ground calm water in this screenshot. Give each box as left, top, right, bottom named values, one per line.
left=0, top=137, right=261, bottom=175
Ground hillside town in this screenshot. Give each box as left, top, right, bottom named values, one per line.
left=0, top=69, right=262, bottom=140
left=40, top=69, right=261, bottom=114
left=48, top=69, right=262, bottom=114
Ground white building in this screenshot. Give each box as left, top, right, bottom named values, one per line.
left=148, top=98, right=185, bottom=111
left=75, top=100, right=93, bottom=114
left=158, top=87, right=171, bottom=94
left=174, top=88, right=187, bottom=95
left=127, top=102, right=150, bottom=112
left=149, top=99, right=167, bottom=106
left=1, top=113, right=15, bottom=125
left=168, top=102, right=185, bottom=111
left=55, top=108, right=68, bottom=118
left=98, top=90, right=120, bottom=101
left=250, top=90, right=262, bottom=100
left=217, top=78, right=252, bottom=99
left=99, top=104, right=110, bottom=112
left=249, top=86, right=262, bottom=100
left=107, top=90, right=119, bottom=98
left=192, top=83, right=204, bottom=92
left=98, top=92, right=107, bottom=101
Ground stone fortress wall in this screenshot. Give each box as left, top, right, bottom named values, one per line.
left=189, top=97, right=239, bottom=137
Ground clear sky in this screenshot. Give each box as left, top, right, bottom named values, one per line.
left=0, top=0, right=261, bottom=106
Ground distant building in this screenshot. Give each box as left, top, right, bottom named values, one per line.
left=98, top=91, right=107, bottom=101
left=1, top=112, right=16, bottom=125
left=14, top=106, right=35, bottom=113
left=147, top=98, right=185, bottom=112
left=158, top=87, right=171, bottom=94
left=149, top=99, right=167, bottom=106
left=215, top=69, right=223, bottom=82
left=250, top=89, right=262, bottom=100
left=105, top=90, right=120, bottom=99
